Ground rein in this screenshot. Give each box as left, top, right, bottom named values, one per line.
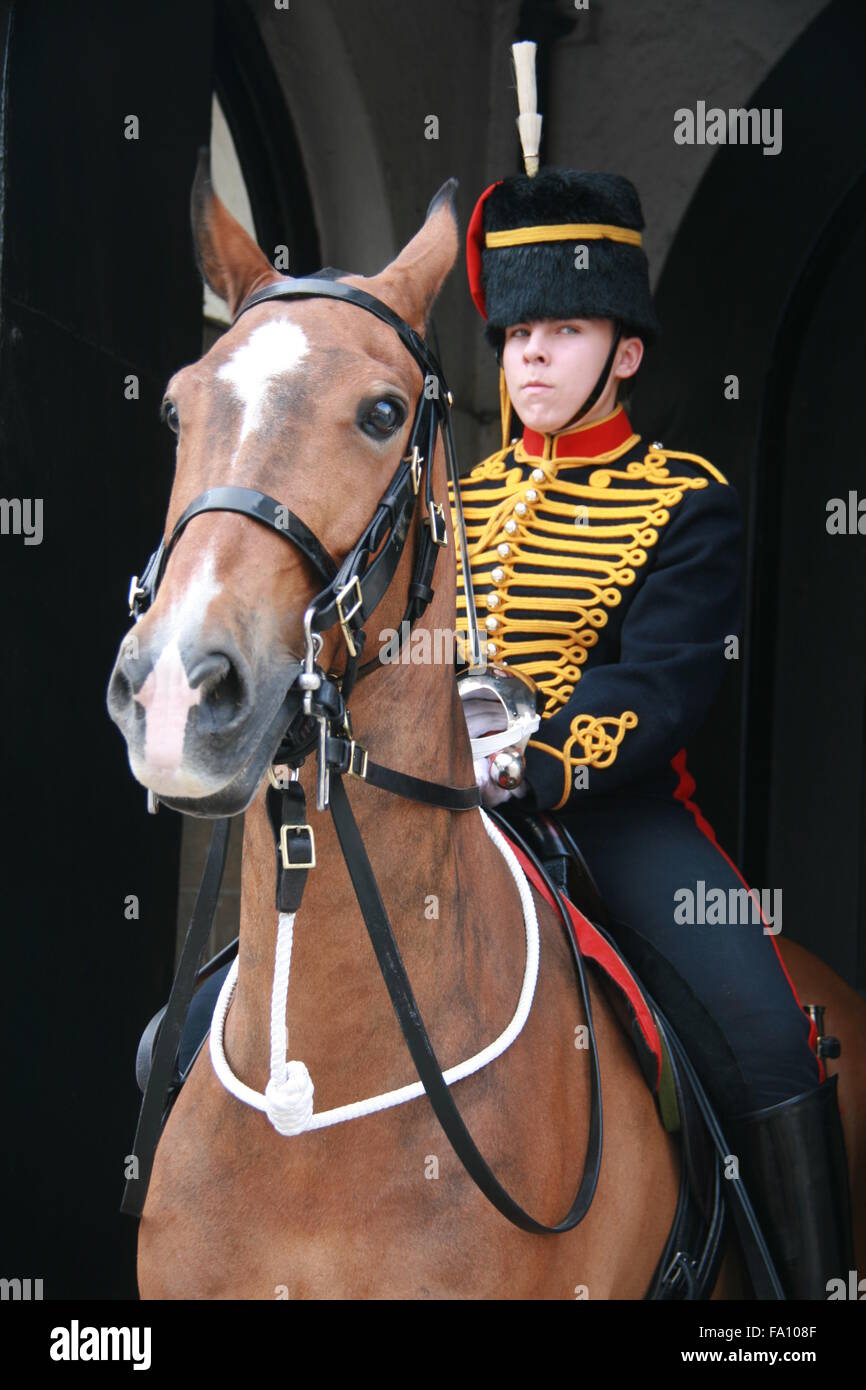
left=120, top=276, right=604, bottom=1236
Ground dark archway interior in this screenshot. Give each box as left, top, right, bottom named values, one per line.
left=631, top=0, right=866, bottom=985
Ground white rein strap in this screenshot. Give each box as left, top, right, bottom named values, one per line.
left=209, top=808, right=539, bottom=1135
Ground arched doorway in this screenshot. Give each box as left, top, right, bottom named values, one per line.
left=631, top=0, right=866, bottom=986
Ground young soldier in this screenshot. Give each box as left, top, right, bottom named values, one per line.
left=450, top=163, right=855, bottom=1298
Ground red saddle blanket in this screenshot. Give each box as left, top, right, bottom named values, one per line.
left=504, top=835, right=663, bottom=1094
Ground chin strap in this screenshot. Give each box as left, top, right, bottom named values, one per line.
left=560, top=318, right=623, bottom=430
left=499, top=364, right=513, bottom=451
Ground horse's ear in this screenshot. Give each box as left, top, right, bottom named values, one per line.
left=190, top=148, right=281, bottom=318
left=363, top=178, right=460, bottom=335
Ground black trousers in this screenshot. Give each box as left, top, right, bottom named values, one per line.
left=558, top=761, right=821, bottom=1118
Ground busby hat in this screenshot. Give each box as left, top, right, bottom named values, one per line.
left=468, top=43, right=660, bottom=448
left=466, top=168, right=660, bottom=352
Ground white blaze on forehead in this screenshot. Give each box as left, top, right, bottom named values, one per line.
left=134, top=550, right=222, bottom=774
left=217, top=319, right=310, bottom=449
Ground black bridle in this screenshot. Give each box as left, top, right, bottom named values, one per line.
left=120, top=276, right=605, bottom=1242
left=129, top=277, right=483, bottom=707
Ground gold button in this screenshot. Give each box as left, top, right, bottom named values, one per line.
left=491, top=566, right=505, bottom=582
left=497, top=543, right=511, bottom=557
left=486, top=641, right=497, bottom=656
left=531, top=468, right=544, bottom=482
left=485, top=615, right=498, bottom=631
left=514, top=502, right=527, bottom=516
left=525, top=489, right=538, bottom=502
left=487, top=592, right=499, bottom=609
left=504, top=520, right=517, bottom=534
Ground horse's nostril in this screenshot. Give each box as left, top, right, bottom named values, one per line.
left=109, top=668, right=132, bottom=706
left=189, top=653, right=246, bottom=730
left=189, top=653, right=232, bottom=698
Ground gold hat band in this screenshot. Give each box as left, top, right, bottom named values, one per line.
left=485, top=222, right=643, bottom=249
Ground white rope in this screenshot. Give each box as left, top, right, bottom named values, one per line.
left=264, top=912, right=314, bottom=1135
left=209, top=808, right=539, bottom=1134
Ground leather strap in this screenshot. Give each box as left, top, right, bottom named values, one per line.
left=265, top=780, right=314, bottom=913
left=159, top=487, right=338, bottom=592
left=238, top=277, right=446, bottom=386
left=120, top=816, right=232, bottom=1217
left=324, top=734, right=481, bottom=809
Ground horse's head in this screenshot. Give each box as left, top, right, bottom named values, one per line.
left=107, top=155, right=460, bottom=815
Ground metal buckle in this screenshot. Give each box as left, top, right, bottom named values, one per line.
left=128, top=575, right=146, bottom=618
left=335, top=575, right=363, bottom=657
left=280, top=823, right=316, bottom=870
left=659, top=1251, right=696, bottom=1298
left=347, top=741, right=368, bottom=779
left=267, top=764, right=299, bottom=789
left=406, top=446, right=423, bottom=496
left=425, top=501, right=448, bottom=547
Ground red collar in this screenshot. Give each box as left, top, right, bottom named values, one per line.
left=522, top=404, right=636, bottom=460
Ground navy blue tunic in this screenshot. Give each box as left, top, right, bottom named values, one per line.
left=451, top=404, right=819, bottom=1114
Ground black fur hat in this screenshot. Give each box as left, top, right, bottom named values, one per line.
left=471, top=168, right=660, bottom=353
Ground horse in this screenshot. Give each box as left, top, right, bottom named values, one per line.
left=107, top=163, right=864, bottom=1299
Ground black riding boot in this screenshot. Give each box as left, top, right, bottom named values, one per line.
left=726, top=1073, right=856, bottom=1299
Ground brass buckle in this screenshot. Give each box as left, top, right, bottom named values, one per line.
left=406, top=446, right=423, bottom=496
left=280, top=823, right=316, bottom=870
left=347, top=741, right=369, bottom=779
left=426, top=502, right=448, bottom=547
left=335, top=575, right=363, bottom=657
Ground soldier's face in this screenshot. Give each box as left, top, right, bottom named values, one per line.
left=502, top=317, right=634, bottom=432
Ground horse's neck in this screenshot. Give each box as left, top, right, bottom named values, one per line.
left=225, top=607, right=528, bottom=1108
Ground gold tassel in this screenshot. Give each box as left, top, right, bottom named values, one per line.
left=499, top=366, right=513, bottom=451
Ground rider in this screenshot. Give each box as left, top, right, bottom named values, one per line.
left=449, top=161, right=856, bottom=1298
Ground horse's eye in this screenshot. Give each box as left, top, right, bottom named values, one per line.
left=163, top=402, right=180, bottom=434
left=360, top=398, right=405, bottom=439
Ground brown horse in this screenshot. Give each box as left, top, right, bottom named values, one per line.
left=107, top=171, right=864, bottom=1299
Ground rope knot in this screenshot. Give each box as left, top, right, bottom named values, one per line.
left=265, top=1061, right=315, bottom=1136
